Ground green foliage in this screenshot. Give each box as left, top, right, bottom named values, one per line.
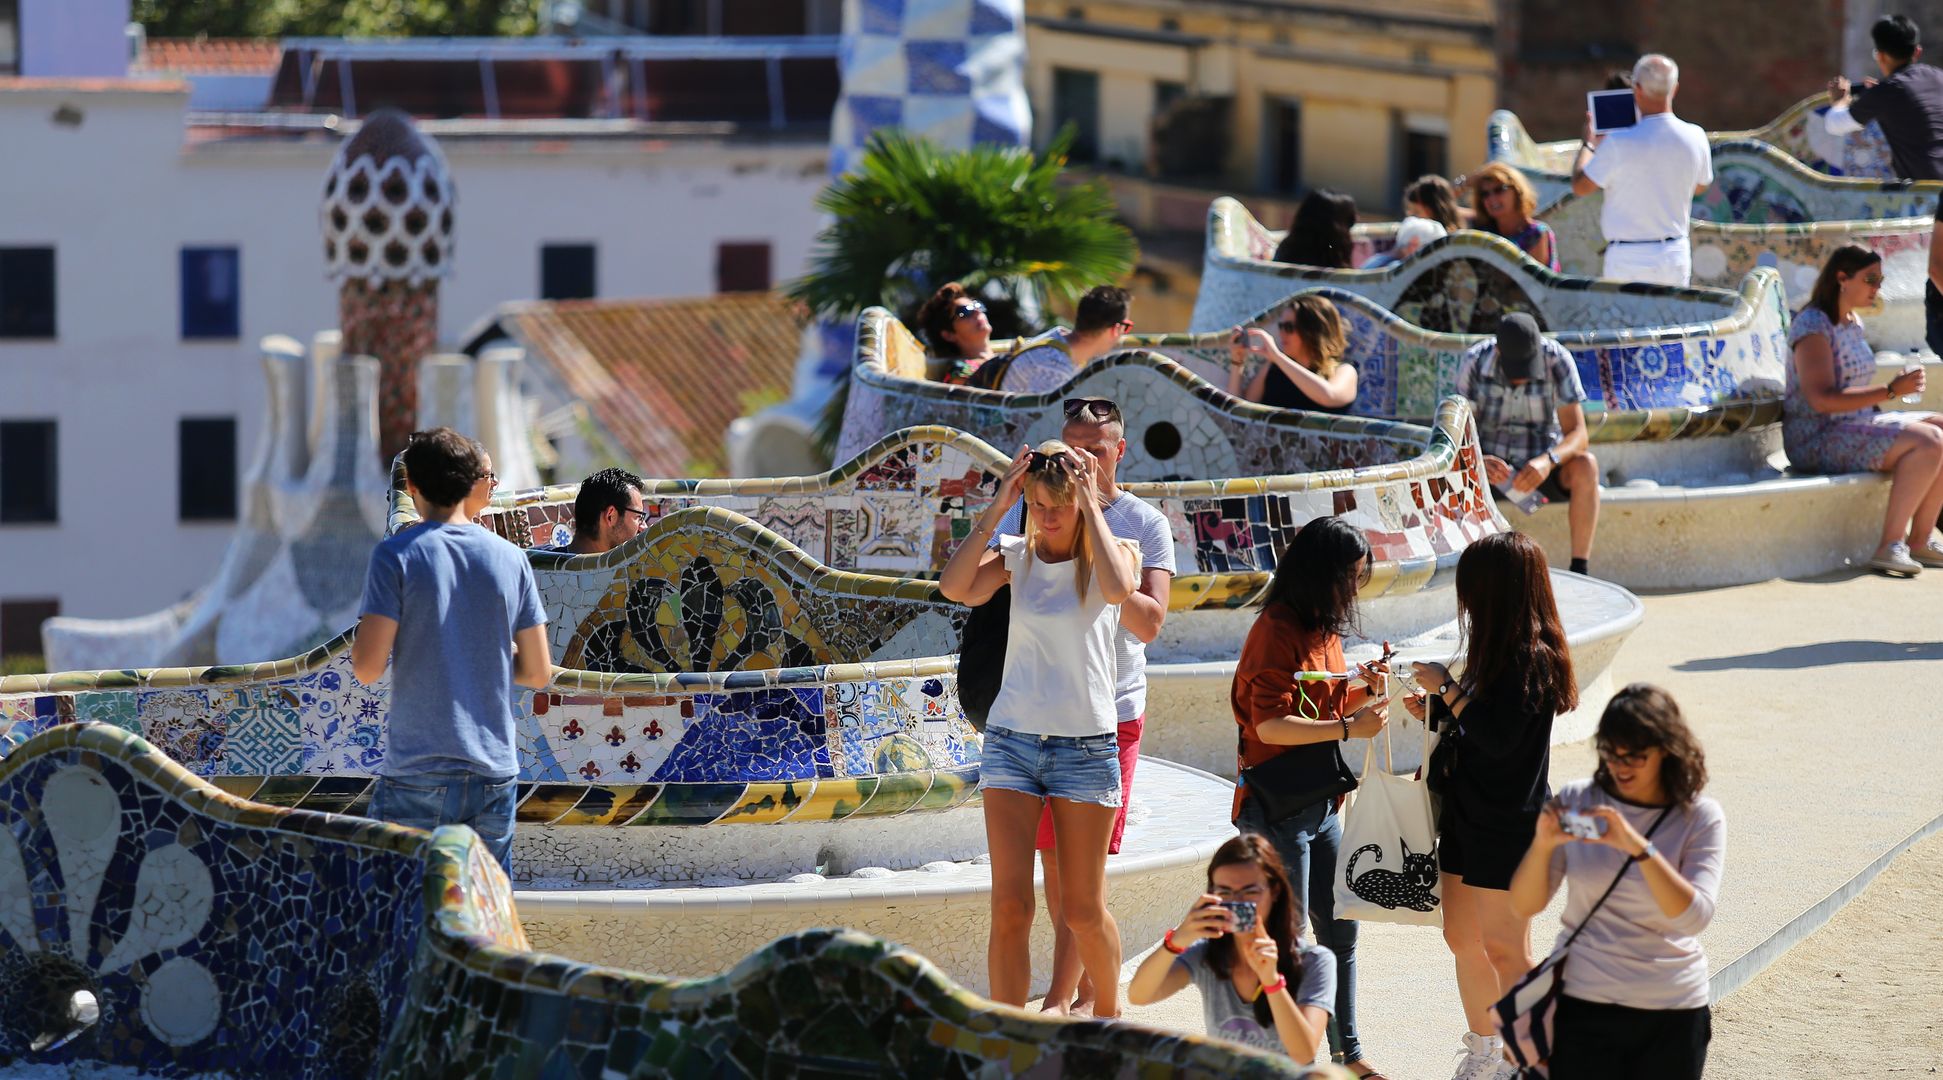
left=1, top=654, right=45, bottom=678
left=133, top=0, right=540, bottom=38
left=785, top=128, right=1138, bottom=457
left=787, top=127, right=1137, bottom=335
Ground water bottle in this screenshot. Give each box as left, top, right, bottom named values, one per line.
left=1496, top=480, right=1546, bottom=515
left=1900, top=360, right=1925, bottom=405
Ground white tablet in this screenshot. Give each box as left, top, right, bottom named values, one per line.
left=1588, top=89, right=1639, bottom=135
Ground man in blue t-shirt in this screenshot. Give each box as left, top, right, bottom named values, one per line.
left=352, top=427, right=551, bottom=868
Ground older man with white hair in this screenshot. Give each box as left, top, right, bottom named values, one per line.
left=1569, top=54, right=1713, bottom=286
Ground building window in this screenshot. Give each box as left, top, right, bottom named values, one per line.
left=1155, top=80, right=1185, bottom=115
left=1265, top=98, right=1302, bottom=194
left=0, top=420, right=56, bottom=523
left=715, top=242, right=772, bottom=293
left=541, top=243, right=597, bottom=301
left=1401, top=129, right=1449, bottom=186
left=179, top=418, right=238, bottom=522
left=1051, top=67, right=1100, bottom=164
left=0, top=247, right=55, bottom=339
left=0, top=599, right=58, bottom=660
left=181, top=247, right=241, bottom=340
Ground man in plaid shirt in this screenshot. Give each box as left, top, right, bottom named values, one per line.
left=1454, top=313, right=1602, bottom=575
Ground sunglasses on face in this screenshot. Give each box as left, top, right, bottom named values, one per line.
left=480, top=471, right=498, bottom=488
left=952, top=300, right=987, bottom=320
left=1278, top=320, right=1300, bottom=334
left=1062, top=397, right=1121, bottom=422
left=1479, top=184, right=1509, bottom=198
left=1597, top=745, right=1653, bottom=769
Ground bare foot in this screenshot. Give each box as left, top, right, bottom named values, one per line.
left=1038, top=1001, right=1071, bottom=1017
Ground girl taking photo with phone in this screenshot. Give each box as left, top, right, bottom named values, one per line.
left=940, top=439, right=1141, bottom=1015
left=1129, top=834, right=1336, bottom=1061
left=1506, top=684, right=1725, bottom=1080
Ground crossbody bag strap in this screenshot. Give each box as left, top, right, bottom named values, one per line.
left=1555, top=807, right=1673, bottom=954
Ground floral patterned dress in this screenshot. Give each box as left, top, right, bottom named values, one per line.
left=1784, top=306, right=1928, bottom=473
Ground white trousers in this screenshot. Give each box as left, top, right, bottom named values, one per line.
left=1601, top=238, right=1691, bottom=286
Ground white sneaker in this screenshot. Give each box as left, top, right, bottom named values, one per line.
left=1869, top=541, right=1923, bottom=577
left=1450, top=1031, right=1503, bottom=1080
left=1488, top=1055, right=1526, bottom=1079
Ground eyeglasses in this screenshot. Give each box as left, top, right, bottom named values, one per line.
left=952, top=300, right=987, bottom=320
left=621, top=506, right=649, bottom=522
left=1062, top=397, right=1121, bottom=422
left=480, top=471, right=498, bottom=488
left=1116, top=319, right=1135, bottom=331
left=1596, top=744, right=1654, bottom=769
left=1278, top=320, right=1300, bottom=333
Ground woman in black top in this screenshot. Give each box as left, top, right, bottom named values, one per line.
left=1273, top=189, right=1359, bottom=268
left=1226, top=295, right=1360, bottom=413
left=1403, top=531, right=1577, bottom=1077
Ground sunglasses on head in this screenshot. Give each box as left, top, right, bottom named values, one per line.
left=1062, top=397, right=1121, bottom=422
left=952, top=300, right=987, bottom=320
left=1026, top=449, right=1069, bottom=472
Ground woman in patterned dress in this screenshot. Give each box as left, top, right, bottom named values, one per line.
left=1785, top=245, right=1943, bottom=576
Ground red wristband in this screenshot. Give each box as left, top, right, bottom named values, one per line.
left=1161, top=928, right=1188, bottom=955
left=1256, top=975, right=1288, bottom=999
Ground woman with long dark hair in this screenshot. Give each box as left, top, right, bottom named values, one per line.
left=1508, top=685, right=1725, bottom=1079
left=918, top=281, right=998, bottom=384
left=1404, top=531, right=1576, bottom=1080
left=1274, top=189, right=1359, bottom=268
left=1405, top=174, right=1466, bottom=232
left=1224, top=517, right=1390, bottom=1077
left=1128, top=834, right=1337, bottom=1061
left=1784, top=244, right=1942, bottom=576
left=940, top=439, right=1141, bottom=1015
left=1227, top=294, right=1360, bottom=413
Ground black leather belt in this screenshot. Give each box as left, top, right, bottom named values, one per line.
left=1608, top=237, right=1683, bottom=244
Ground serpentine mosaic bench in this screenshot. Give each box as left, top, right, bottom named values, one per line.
left=1491, top=110, right=1940, bottom=352
left=1189, top=198, right=1790, bottom=420
left=0, top=723, right=1331, bottom=1079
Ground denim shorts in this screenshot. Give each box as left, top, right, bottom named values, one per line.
left=980, top=726, right=1123, bottom=808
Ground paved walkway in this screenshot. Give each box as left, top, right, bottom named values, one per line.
left=1105, top=569, right=1943, bottom=1079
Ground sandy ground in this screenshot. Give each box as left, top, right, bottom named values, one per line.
left=1709, top=830, right=1943, bottom=1078
left=1041, top=570, right=1943, bottom=1078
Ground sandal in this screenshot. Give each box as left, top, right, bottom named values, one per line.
left=1345, top=1060, right=1391, bottom=1080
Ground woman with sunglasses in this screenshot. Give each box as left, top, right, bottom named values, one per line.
left=1227, top=294, right=1359, bottom=413
left=917, top=282, right=997, bottom=384
left=1784, top=245, right=1943, bottom=576
left=1231, top=516, right=1391, bottom=1078
left=1507, top=684, right=1724, bottom=1080
left=940, top=439, right=1143, bottom=1014
left=1467, top=163, right=1559, bottom=271
left=1403, top=531, right=1575, bottom=1080
left=1128, top=834, right=1337, bottom=1062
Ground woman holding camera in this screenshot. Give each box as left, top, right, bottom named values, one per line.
left=1405, top=531, right=1575, bottom=1080
left=1128, top=834, right=1336, bottom=1061
left=1227, top=295, right=1360, bottom=414
left=1507, top=684, right=1724, bottom=1080
left=1230, top=516, right=1391, bottom=1078
left=940, top=439, right=1141, bottom=1015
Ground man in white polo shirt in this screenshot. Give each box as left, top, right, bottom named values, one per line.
left=1569, top=54, right=1713, bottom=286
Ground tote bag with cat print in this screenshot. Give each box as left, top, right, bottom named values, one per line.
left=1333, top=714, right=1442, bottom=927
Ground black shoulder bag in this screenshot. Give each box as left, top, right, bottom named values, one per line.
left=955, top=506, right=1024, bottom=731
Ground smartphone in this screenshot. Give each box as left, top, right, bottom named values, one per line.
left=1588, top=89, right=1639, bottom=134
left=1218, top=899, right=1258, bottom=934
left=1559, top=809, right=1608, bottom=840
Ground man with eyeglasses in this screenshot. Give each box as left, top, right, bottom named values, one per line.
left=548, top=467, right=648, bottom=555
left=968, top=286, right=1137, bottom=393
left=986, top=394, right=1178, bottom=1016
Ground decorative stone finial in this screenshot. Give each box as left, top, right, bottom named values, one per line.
left=320, top=108, right=455, bottom=286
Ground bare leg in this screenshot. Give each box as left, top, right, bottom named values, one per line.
left=983, top=789, right=1046, bottom=1006
left=1048, top=798, right=1123, bottom=1018
left=1039, top=846, right=1083, bottom=1014
left=1442, top=874, right=1531, bottom=1036
left=1910, top=417, right=1943, bottom=542
left=1559, top=452, right=1600, bottom=561
left=1877, top=424, right=1943, bottom=551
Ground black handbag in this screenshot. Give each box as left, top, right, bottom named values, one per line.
left=1240, top=742, right=1359, bottom=825
left=955, top=585, right=1009, bottom=732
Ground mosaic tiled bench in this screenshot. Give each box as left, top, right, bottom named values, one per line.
left=1189, top=197, right=1792, bottom=420
left=1491, top=110, right=1940, bottom=353
left=0, top=722, right=1334, bottom=1079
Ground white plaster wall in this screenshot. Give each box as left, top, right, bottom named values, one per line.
left=0, top=86, right=826, bottom=621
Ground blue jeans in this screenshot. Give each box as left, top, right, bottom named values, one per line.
left=371, top=771, right=518, bottom=871
left=1237, top=795, right=1364, bottom=1064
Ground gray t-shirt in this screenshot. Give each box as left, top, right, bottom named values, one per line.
left=991, top=490, right=1177, bottom=721
left=1176, top=940, right=1336, bottom=1057
left=359, top=522, right=547, bottom=779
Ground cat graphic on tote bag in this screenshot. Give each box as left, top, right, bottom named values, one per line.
left=1345, top=838, right=1440, bottom=912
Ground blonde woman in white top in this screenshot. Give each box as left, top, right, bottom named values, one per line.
left=941, top=439, right=1142, bottom=1014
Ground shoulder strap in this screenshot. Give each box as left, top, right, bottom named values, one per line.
left=1556, top=807, right=1672, bottom=953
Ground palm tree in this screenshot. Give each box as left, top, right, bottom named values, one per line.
left=786, top=128, right=1139, bottom=454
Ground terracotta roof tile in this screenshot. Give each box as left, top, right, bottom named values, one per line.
left=501, top=293, right=806, bottom=478
left=135, top=38, right=283, bottom=75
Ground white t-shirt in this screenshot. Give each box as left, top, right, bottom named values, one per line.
left=986, top=533, right=1132, bottom=738
left=1583, top=112, right=1713, bottom=244
left=991, top=491, right=1177, bottom=721
left=998, top=328, right=1076, bottom=394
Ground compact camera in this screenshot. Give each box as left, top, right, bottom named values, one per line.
left=1559, top=809, right=1608, bottom=841
left=1218, top=899, right=1258, bottom=934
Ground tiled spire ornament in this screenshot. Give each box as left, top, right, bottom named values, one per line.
left=320, top=108, right=456, bottom=461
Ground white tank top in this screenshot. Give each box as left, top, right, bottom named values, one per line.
left=986, top=533, right=1127, bottom=737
